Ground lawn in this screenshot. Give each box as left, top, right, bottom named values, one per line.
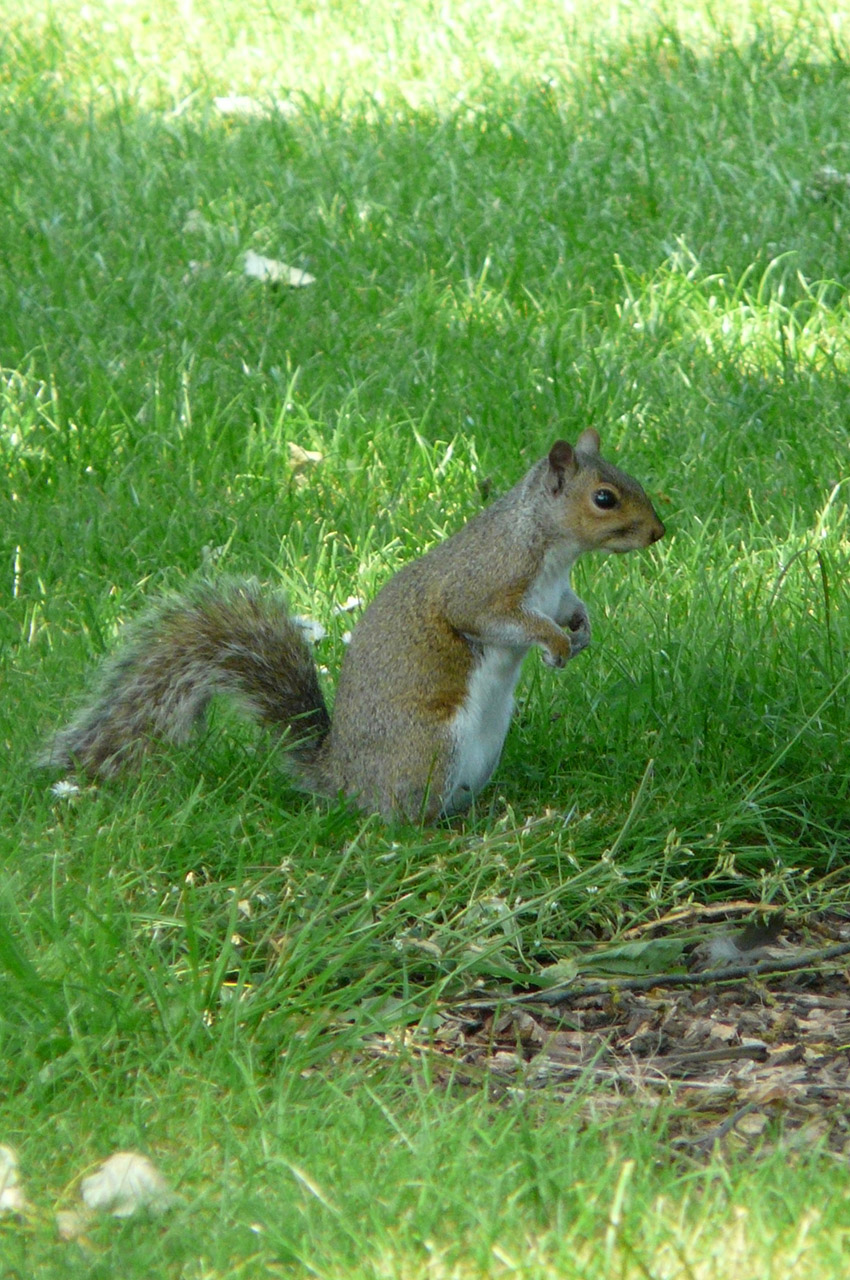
left=1, top=0, right=849, bottom=1274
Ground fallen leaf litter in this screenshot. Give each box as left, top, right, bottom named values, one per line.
left=366, top=909, right=850, bottom=1155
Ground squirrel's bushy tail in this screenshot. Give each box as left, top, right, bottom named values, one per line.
left=41, top=581, right=331, bottom=779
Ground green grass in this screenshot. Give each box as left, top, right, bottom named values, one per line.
left=2, top=0, right=850, bottom=1274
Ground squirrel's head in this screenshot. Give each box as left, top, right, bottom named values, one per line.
left=544, top=430, right=665, bottom=553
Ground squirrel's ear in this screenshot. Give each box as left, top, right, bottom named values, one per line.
left=575, top=428, right=601, bottom=456
left=546, top=440, right=577, bottom=494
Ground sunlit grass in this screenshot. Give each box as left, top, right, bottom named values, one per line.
left=15, top=0, right=847, bottom=110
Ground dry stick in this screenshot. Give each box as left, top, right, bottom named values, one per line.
left=671, top=1103, right=758, bottom=1154
left=621, top=899, right=785, bottom=940
left=496, top=940, right=850, bottom=1008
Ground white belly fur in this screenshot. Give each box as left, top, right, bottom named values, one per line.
left=443, top=543, right=579, bottom=814
left=524, top=542, right=579, bottom=624
left=444, top=646, right=525, bottom=812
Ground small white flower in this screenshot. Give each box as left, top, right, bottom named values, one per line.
left=51, top=779, right=81, bottom=799
left=333, top=595, right=363, bottom=615
left=293, top=615, right=327, bottom=644
left=81, top=1151, right=174, bottom=1218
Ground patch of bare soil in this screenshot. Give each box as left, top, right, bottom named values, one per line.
left=378, top=908, right=850, bottom=1154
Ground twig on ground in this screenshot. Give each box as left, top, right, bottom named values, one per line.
left=457, top=941, right=850, bottom=1009
left=671, top=1103, right=758, bottom=1154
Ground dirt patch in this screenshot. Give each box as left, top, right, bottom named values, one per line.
left=376, top=908, right=850, bottom=1154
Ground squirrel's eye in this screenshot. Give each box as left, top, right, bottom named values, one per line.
left=593, top=488, right=618, bottom=510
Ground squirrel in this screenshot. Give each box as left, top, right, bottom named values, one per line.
left=42, top=430, right=664, bottom=821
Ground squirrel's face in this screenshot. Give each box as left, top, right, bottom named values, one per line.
left=578, top=474, right=666, bottom=552
left=546, top=432, right=666, bottom=553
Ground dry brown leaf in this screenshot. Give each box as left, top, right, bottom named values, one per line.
left=512, top=1010, right=545, bottom=1045
left=0, top=1145, right=27, bottom=1215
left=81, top=1151, right=174, bottom=1218
left=489, top=1051, right=523, bottom=1076
left=808, top=165, right=850, bottom=198
left=708, top=1021, right=739, bottom=1044
left=56, top=1208, right=92, bottom=1241
left=213, top=95, right=297, bottom=119
left=736, top=1111, right=769, bottom=1137
left=287, top=442, right=324, bottom=469
left=182, top=210, right=213, bottom=236
left=244, top=250, right=315, bottom=287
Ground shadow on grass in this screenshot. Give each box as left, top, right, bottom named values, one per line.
left=2, top=18, right=849, bottom=889
left=1, top=22, right=850, bottom=450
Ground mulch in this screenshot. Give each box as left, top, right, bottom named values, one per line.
left=370, top=907, right=850, bottom=1155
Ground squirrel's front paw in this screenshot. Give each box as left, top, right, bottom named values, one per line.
left=541, top=633, right=573, bottom=669
left=564, top=606, right=591, bottom=658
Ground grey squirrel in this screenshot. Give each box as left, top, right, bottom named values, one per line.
left=43, top=430, right=664, bottom=820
